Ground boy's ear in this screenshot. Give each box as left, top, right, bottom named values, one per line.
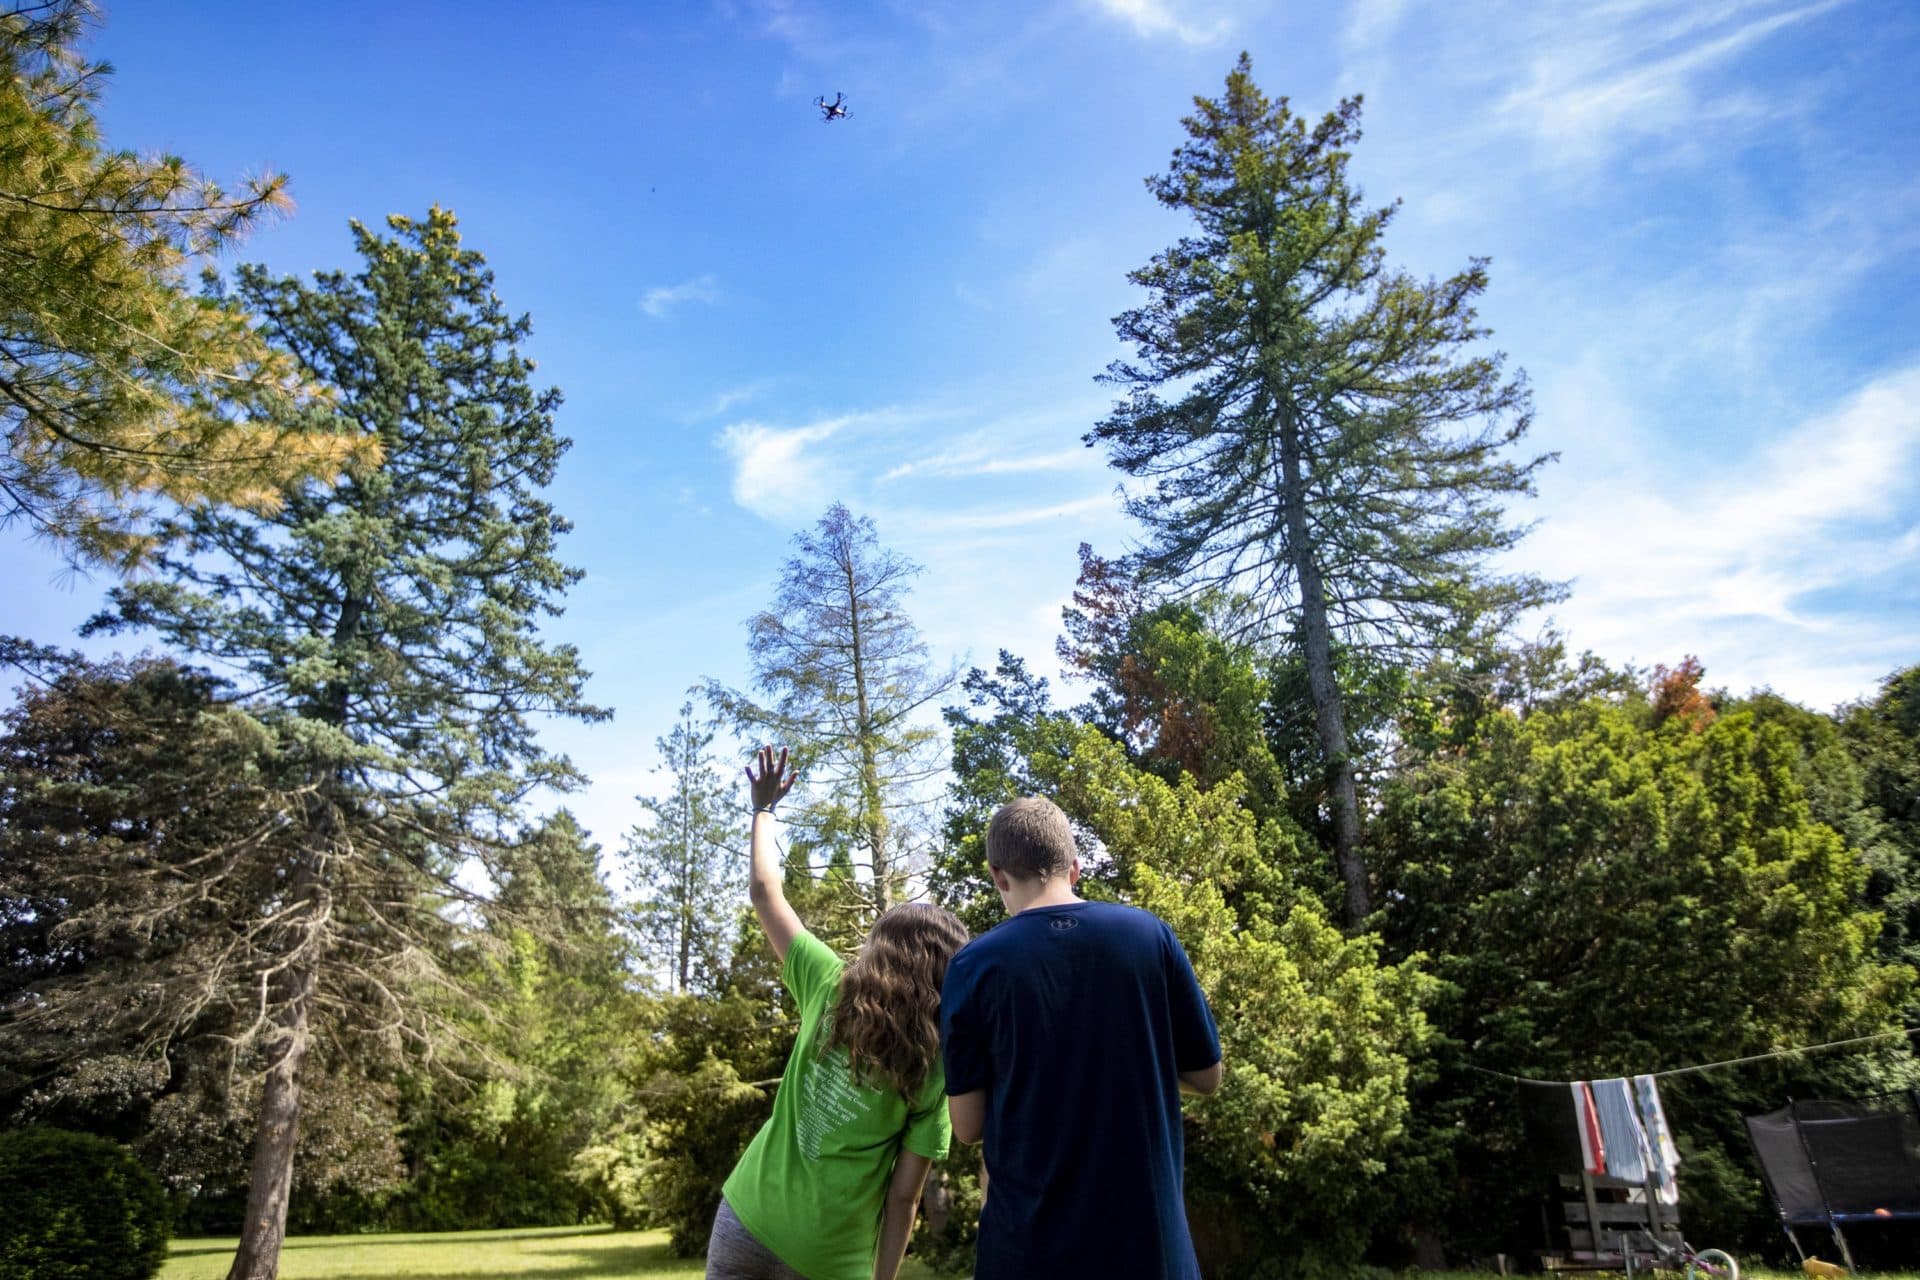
left=1066, top=854, right=1082, bottom=887
left=989, top=864, right=1012, bottom=893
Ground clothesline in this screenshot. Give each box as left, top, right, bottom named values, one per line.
left=1465, top=1024, right=1920, bottom=1086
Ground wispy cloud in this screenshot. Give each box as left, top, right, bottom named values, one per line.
left=702, top=379, right=773, bottom=417
left=639, top=274, right=722, bottom=319
left=1084, top=0, right=1235, bottom=45
left=881, top=446, right=1088, bottom=483
left=913, top=494, right=1117, bottom=533
left=1343, top=0, right=1413, bottom=52
left=1492, top=0, right=1842, bottom=166
left=1519, top=363, right=1920, bottom=705
left=716, top=406, right=946, bottom=522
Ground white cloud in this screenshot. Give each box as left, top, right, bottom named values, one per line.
left=1084, top=0, right=1235, bottom=45
left=1344, top=0, right=1413, bottom=52
left=881, top=446, right=1089, bottom=483
left=716, top=405, right=955, bottom=522
left=639, top=274, right=722, bottom=318
left=1517, top=363, right=1920, bottom=706
left=1492, top=0, right=1841, bottom=166
left=913, top=494, right=1118, bottom=533
left=703, top=379, right=773, bottom=417
left=717, top=417, right=850, bottom=521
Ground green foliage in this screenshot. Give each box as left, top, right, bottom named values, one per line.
left=1091, top=58, right=1555, bottom=646
left=1841, top=666, right=1920, bottom=979
left=1374, top=687, right=1914, bottom=1252
left=0, top=1, right=370, bottom=567
left=709, top=503, right=952, bottom=922
left=155, top=1058, right=406, bottom=1236
left=626, top=703, right=745, bottom=994
left=1059, top=557, right=1285, bottom=810
left=0, top=654, right=283, bottom=1075
left=76, top=207, right=603, bottom=1277
left=381, top=812, right=635, bottom=1233
left=0, top=1127, right=169, bottom=1280
left=1089, top=56, right=1561, bottom=924
left=611, top=974, right=796, bottom=1256
left=934, top=652, right=1090, bottom=931
left=0, top=655, right=414, bottom=1233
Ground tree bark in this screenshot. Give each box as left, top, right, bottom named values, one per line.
left=678, top=774, right=693, bottom=993
left=1278, top=412, right=1370, bottom=928
left=842, top=555, right=892, bottom=917
left=225, top=956, right=316, bottom=1280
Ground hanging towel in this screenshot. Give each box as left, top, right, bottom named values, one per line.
left=1591, top=1077, right=1653, bottom=1182
left=1577, top=1082, right=1608, bottom=1176
left=1634, top=1073, right=1681, bottom=1205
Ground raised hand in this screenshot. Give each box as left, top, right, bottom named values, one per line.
left=747, top=745, right=798, bottom=813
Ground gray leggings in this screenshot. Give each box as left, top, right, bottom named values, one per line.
left=706, top=1198, right=811, bottom=1280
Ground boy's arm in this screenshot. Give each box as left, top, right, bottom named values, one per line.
left=1179, top=1061, right=1224, bottom=1096
left=947, top=1090, right=986, bottom=1145
left=1165, top=923, right=1223, bottom=1096
left=872, top=1151, right=934, bottom=1280
left=746, top=746, right=803, bottom=963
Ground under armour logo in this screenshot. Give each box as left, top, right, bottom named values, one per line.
left=1050, top=916, right=1078, bottom=930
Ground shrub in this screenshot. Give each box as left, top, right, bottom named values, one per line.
left=0, top=1128, right=171, bottom=1280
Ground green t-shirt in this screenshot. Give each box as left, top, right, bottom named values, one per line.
left=722, top=931, right=952, bottom=1280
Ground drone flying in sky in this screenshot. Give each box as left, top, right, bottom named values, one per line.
left=813, top=93, right=850, bottom=122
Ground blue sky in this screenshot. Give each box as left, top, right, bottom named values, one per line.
left=3, top=0, right=1917, bottom=855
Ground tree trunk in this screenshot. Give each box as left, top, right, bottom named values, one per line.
left=1278, top=412, right=1370, bottom=928
left=843, top=557, right=892, bottom=918
left=226, top=959, right=316, bottom=1280
left=230, top=765, right=332, bottom=1280
left=678, top=778, right=694, bottom=993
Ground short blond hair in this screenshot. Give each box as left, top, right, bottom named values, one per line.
left=986, top=796, right=1075, bottom=883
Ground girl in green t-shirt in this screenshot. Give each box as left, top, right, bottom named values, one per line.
left=708, top=747, right=971, bottom=1280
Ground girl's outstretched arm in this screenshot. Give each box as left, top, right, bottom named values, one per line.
left=746, top=745, right=803, bottom=962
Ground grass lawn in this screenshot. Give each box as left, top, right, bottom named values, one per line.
left=162, top=1225, right=947, bottom=1280
left=166, top=1231, right=1920, bottom=1280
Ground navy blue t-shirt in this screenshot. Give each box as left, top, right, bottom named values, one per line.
left=940, top=900, right=1221, bottom=1280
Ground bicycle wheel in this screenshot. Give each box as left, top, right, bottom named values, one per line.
left=1686, top=1248, right=1739, bottom=1280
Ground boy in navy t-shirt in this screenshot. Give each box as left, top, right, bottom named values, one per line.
left=941, top=796, right=1223, bottom=1280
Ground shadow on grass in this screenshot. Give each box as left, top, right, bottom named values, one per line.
left=276, top=1225, right=618, bottom=1251
left=167, top=1227, right=700, bottom=1279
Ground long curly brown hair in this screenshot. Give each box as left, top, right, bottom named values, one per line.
left=823, top=903, right=971, bottom=1099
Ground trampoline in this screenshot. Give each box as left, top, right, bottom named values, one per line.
left=1746, top=1093, right=1920, bottom=1271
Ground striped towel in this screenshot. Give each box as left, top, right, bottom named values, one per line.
left=1592, top=1077, right=1653, bottom=1183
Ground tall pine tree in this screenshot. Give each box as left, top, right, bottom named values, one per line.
left=709, top=504, right=951, bottom=923
left=1089, top=59, right=1559, bottom=926
left=625, top=701, right=742, bottom=995
left=86, top=208, right=602, bottom=1280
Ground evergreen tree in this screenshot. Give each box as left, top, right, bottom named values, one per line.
left=1843, top=665, right=1920, bottom=980
left=933, top=651, right=1083, bottom=933
left=625, top=702, right=742, bottom=995
left=84, top=208, right=602, bottom=1280
left=390, top=812, right=634, bottom=1233
left=1089, top=57, right=1559, bottom=926
left=709, top=503, right=952, bottom=923
left=0, top=653, right=410, bottom=1233
left=0, top=1, right=369, bottom=567
left=1374, top=680, right=1912, bottom=1253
